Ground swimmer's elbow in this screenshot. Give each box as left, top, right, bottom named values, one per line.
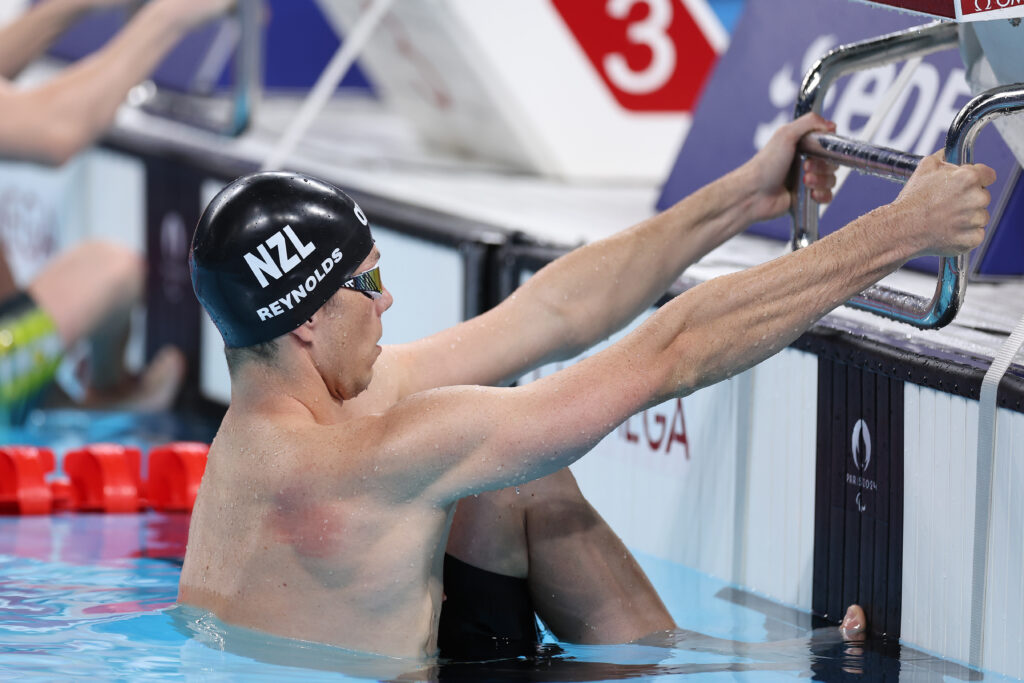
left=6, top=93, right=98, bottom=165
left=0, top=121, right=86, bottom=166
left=31, top=126, right=90, bottom=166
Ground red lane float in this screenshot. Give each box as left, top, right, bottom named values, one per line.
left=0, top=442, right=209, bottom=515
left=147, top=442, right=209, bottom=512
left=65, top=444, right=144, bottom=513
left=0, top=446, right=58, bottom=515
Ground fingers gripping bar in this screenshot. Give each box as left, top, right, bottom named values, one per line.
left=790, top=21, right=1024, bottom=329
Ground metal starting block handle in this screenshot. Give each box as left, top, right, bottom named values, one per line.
left=790, top=21, right=1024, bottom=328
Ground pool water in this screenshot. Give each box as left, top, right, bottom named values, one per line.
left=0, top=412, right=1015, bottom=681
left=0, top=511, right=1013, bottom=682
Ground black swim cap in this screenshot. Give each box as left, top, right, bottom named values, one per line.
left=190, top=172, right=374, bottom=348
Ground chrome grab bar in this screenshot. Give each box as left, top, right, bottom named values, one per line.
left=788, top=21, right=990, bottom=328
left=136, top=1, right=262, bottom=136
left=795, top=88, right=1024, bottom=329
left=792, top=21, right=1024, bottom=327
left=792, top=22, right=959, bottom=249
left=230, top=0, right=264, bottom=136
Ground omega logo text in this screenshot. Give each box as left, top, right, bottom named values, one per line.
left=618, top=398, right=690, bottom=459
left=970, top=0, right=1024, bottom=12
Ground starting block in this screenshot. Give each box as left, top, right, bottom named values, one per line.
left=318, top=0, right=727, bottom=181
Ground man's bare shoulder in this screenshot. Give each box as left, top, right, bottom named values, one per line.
left=211, top=406, right=384, bottom=471
left=207, top=380, right=522, bottom=507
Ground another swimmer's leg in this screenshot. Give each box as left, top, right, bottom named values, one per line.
left=27, top=240, right=143, bottom=347
left=0, top=248, right=16, bottom=299
left=27, top=240, right=184, bottom=409
left=520, top=468, right=676, bottom=643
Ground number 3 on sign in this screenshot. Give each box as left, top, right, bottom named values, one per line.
left=552, top=0, right=717, bottom=111
left=603, top=0, right=675, bottom=95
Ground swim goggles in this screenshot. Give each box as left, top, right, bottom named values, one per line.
left=341, top=266, right=383, bottom=300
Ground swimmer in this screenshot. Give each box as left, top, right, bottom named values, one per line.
left=179, top=113, right=994, bottom=659
left=0, top=0, right=234, bottom=419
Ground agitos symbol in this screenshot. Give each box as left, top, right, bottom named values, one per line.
left=848, top=419, right=877, bottom=513
left=551, top=0, right=718, bottom=112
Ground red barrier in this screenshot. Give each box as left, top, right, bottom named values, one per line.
left=1, top=442, right=210, bottom=515
left=0, top=446, right=57, bottom=515
left=147, top=442, right=209, bottom=512
left=64, top=444, right=143, bottom=513
left=49, top=476, right=72, bottom=512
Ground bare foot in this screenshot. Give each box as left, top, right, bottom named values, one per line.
left=81, top=345, right=186, bottom=412
left=123, top=345, right=186, bottom=411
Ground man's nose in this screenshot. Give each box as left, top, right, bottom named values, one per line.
left=379, top=287, right=394, bottom=313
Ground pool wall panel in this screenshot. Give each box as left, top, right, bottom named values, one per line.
left=813, top=356, right=905, bottom=634
left=981, top=403, right=1024, bottom=677
left=570, top=372, right=741, bottom=581
left=741, top=349, right=817, bottom=608
left=144, top=155, right=204, bottom=404
left=899, top=385, right=1024, bottom=680
left=570, top=347, right=819, bottom=611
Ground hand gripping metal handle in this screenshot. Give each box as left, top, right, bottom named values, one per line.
left=787, top=21, right=1024, bottom=328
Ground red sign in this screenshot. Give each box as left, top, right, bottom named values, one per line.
left=552, top=0, right=718, bottom=112
left=857, top=0, right=1024, bottom=18
left=857, top=0, right=955, bottom=16
left=960, top=0, right=1024, bottom=16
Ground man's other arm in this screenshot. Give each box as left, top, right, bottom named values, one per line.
left=387, top=114, right=837, bottom=396
left=365, top=152, right=995, bottom=503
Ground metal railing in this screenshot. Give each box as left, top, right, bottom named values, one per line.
left=790, top=21, right=1024, bottom=328
left=135, top=1, right=263, bottom=136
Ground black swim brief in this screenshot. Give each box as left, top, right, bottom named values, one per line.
left=437, top=553, right=540, bottom=660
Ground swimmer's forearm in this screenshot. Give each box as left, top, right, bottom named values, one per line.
left=1, top=1, right=213, bottom=165
left=0, top=0, right=98, bottom=79
left=642, top=203, right=914, bottom=400
left=419, top=208, right=908, bottom=499
left=518, top=166, right=765, bottom=359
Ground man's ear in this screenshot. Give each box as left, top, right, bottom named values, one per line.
left=290, top=316, right=316, bottom=344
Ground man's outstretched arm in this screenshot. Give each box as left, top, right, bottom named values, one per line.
left=0, top=0, right=233, bottom=165
left=389, top=114, right=838, bottom=395
left=367, top=151, right=994, bottom=503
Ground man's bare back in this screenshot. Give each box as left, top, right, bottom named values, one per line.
left=180, top=405, right=452, bottom=658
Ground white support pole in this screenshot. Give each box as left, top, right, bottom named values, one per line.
left=261, top=0, right=395, bottom=172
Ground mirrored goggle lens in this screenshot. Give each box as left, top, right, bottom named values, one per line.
left=342, top=266, right=382, bottom=299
